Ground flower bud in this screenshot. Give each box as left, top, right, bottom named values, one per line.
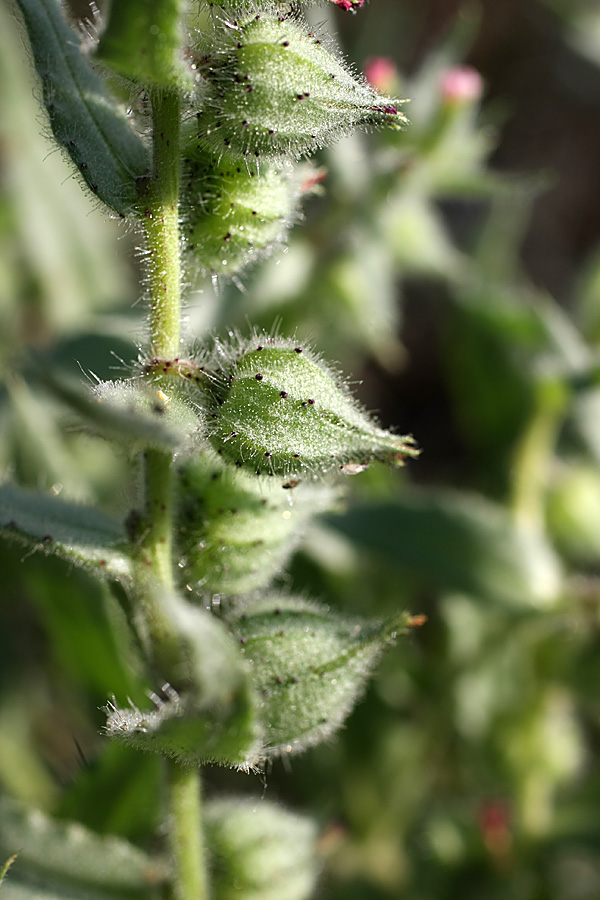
left=205, top=799, right=319, bottom=900
left=364, top=57, right=399, bottom=94
left=182, top=144, right=299, bottom=274
left=330, top=0, right=365, bottom=10
left=440, top=66, right=483, bottom=106
left=195, top=9, right=405, bottom=163
left=204, top=335, right=417, bottom=477
left=176, top=450, right=337, bottom=595
left=228, top=594, right=412, bottom=757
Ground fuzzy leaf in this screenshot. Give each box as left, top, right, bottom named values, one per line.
left=205, top=798, right=319, bottom=900
left=96, top=0, right=190, bottom=88
left=327, top=490, right=562, bottom=608
left=203, top=335, right=417, bottom=477
left=13, top=0, right=149, bottom=215
left=45, top=374, right=202, bottom=453
left=176, top=450, right=337, bottom=595
left=0, top=483, right=131, bottom=578
left=0, top=798, right=164, bottom=899
left=105, top=598, right=260, bottom=767
left=195, top=10, right=405, bottom=163
left=228, top=595, right=412, bottom=757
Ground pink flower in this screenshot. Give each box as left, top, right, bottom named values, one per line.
left=440, top=66, right=483, bottom=105
left=364, top=57, right=398, bottom=93
left=330, top=0, right=365, bottom=12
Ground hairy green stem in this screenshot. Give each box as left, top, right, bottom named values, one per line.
left=168, top=764, right=207, bottom=900
left=145, top=87, right=182, bottom=359
left=135, top=86, right=183, bottom=667
left=136, top=88, right=208, bottom=900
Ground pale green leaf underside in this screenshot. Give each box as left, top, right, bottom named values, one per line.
left=0, top=483, right=132, bottom=578
left=0, top=798, right=164, bottom=899
left=46, top=374, right=199, bottom=453
left=13, top=0, right=149, bottom=215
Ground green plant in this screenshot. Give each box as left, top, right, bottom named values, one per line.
left=0, top=1, right=421, bottom=898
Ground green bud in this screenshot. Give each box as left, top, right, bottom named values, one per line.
left=228, top=594, right=412, bottom=757
left=195, top=9, right=405, bottom=163
left=203, top=335, right=417, bottom=477
left=206, top=798, right=319, bottom=900
left=547, top=462, right=600, bottom=563
left=176, top=450, right=337, bottom=595
left=182, top=145, right=300, bottom=274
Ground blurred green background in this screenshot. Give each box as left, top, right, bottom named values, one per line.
left=3, top=0, right=600, bottom=898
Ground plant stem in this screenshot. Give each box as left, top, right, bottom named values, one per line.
left=510, top=378, right=567, bottom=533
left=135, top=85, right=182, bottom=654
left=145, top=87, right=182, bottom=360
left=168, top=763, right=208, bottom=900
left=137, top=88, right=208, bottom=900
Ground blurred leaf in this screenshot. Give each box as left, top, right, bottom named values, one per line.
left=26, top=568, right=143, bottom=699
left=327, top=489, right=561, bottom=608
left=0, top=483, right=131, bottom=579
left=382, top=191, right=464, bottom=279
left=0, top=797, right=165, bottom=898
left=0, top=3, right=135, bottom=350
left=57, top=743, right=162, bottom=841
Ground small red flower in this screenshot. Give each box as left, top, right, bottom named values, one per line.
left=330, top=0, right=365, bottom=12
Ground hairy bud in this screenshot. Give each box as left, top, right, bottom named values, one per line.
left=176, top=450, right=337, bottom=595
left=195, top=9, right=405, bottom=163
left=203, top=335, right=417, bottom=477
left=206, top=799, right=319, bottom=900
left=228, top=595, right=413, bottom=757
left=182, top=144, right=300, bottom=274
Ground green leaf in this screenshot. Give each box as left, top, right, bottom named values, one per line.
left=228, top=595, right=412, bottom=757
left=104, top=598, right=260, bottom=767
left=44, top=374, right=202, bottom=454
left=56, top=743, right=163, bottom=842
left=205, top=798, right=319, bottom=900
left=0, top=798, right=165, bottom=899
left=327, top=489, right=562, bottom=608
left=13, top=0, right=149, bottom=215
left=0, top=483, right=132, bottom=578
left=96, top=0, right=189, bottom=88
